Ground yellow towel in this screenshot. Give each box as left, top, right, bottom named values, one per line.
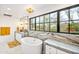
left=8, top=40, right=21, bottom=48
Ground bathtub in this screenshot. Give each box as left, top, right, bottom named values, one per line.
left=17, top=37, right=42, bottom=54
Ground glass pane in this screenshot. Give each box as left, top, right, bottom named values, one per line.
left=40, top=24, right=44, bottom=31
left=32, top=24, right=35, bottom=30
left=60, top=21, right=69, bottom=32
left=30, top=24, right=32, bottom=30
left=45, top=14, right=50, bottom=22
left=31, top=18, right=35, bottom=24
left=50, top=12, right=57, bottom=22
left=60, top=10, right=69, bottom=21
left=70, top=21, right=79, bottom=33
left=70, top=7, right=79, bottom=20
left=50, top=23, right=57, bottom=32
left=45, top=23, right=49, bottom=31
left=30, top=19, right=32, bottom=24
left=36, top=24, right=39, bottom=30
left=36, top=17, right=39, bottom=23
left=40, top=16, right=44, bottom=23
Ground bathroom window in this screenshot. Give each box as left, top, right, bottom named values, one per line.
left=36, top=24, right=40, bottom=30
left=70, top=7, right=79, bottom=21
left=36, top=17, right=40, bottom=30
left=50, top=23, right=57, bottom=32
left=50, top=12, right=57, bottom=22
left=60, top=10, right=69, bottom=21
left=45, top=14, right=50, bottom=22
left=70, top=7, right=79, bottom=33
left=30, top=18, right=35, bottom=30
left=44, top=14, right=50, bottom=31
left=36, top=17, right=40, bottom=23
left=69, top=21, right=79, bottom=33
left=45, top=23, right=49, bottom=31
left=40, top=16, right=44, bottom=23
left=60, top=10, right=69, bottom=32
left=31, top=18, right=35, bottom=24
left=40, top=24, right=44, bottom=31
left=50, top=12, right=57, bottom=32
left=30, top=5, right=79, bottom=34
left=32, top=24, right=35, bottom=30
left=60, top=21, right=69, bottom=32
left=39, top=16, right=44, bottom=31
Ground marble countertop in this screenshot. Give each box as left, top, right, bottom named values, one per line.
left=37, top=33, right=79, bottom=46
left=48, top=34, right=79, bottom=47
left=45, top=38, right=79, bottom=54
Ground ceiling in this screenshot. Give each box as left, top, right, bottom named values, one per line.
left=0, top=4, right=73, bottom=19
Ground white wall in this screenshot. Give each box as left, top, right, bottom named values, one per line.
left=30, top=4, right=74, bottom=18
left=0, top=15, right=19, bottom=43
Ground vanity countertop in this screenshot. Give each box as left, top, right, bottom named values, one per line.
left=48, top=34, right=79, bottom=47
left=45, top=38, right=79, bottom=54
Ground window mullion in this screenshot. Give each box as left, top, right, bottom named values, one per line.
left=68, top=9, right=70, bottom=33
left=57, top=11, right=60, bottom=32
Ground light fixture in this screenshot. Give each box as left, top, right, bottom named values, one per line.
left=26, top=7, right=33, bottom=14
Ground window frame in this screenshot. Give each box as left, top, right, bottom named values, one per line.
left=39, top=16, right=44, bottom=31
left=29, top=4, right=79, bottom=35
left=30, top=18, right=36, bottom=30
left=59, top=9, right=70, bottom=33
left=36, top=17, right=40, bottom=31
left=49, top=12, right=57, bottom=32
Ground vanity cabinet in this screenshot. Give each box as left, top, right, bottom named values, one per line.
left=45, top=45, right=57, bottom=54
left=57, top=49, right=68, bottom=54
left=45, top=45, right=69, bottom=54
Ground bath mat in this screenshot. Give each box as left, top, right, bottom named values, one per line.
left=8, top=40, right=21, bottom=48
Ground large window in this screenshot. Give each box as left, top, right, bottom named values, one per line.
left=30, top=18, right=35, bottom=30
left=70, top=7, right=79, bottom=33
left=40, top=16, right=44, bottom=31
left=60, top=10, right=69, bottom=32
left=44, top=14, right=50, bottom=31
left=36, top=17, right=40, bottom=30
left=30, top=5, right=79, bottom=34
left=69, top=21, right=79, bottom=33
left=50, top=12, right=57, bottom=32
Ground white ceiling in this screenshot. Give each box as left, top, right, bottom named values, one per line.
left=0, top=4, right=74, bottom=19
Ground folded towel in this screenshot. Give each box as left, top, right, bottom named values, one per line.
left=8, top=40, right=21, bottom=48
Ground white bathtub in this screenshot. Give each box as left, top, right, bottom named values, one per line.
left=17, top=37, right=42, bottom=54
